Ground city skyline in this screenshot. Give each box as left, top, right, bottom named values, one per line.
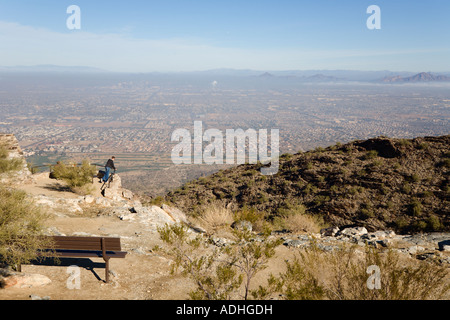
left=0, top=0, right=449, bottom=73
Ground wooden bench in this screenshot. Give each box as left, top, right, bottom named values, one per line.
left=37, top=236, right=127, bottom=283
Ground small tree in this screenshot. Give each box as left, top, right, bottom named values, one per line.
left=156, top=223, right=281, bottom=300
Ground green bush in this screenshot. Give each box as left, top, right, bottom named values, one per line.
left=51, top=159, right=96, bottom=189
left=410, top=199, right=422, bottom=217
left=364, top=150, right=378, bottom=160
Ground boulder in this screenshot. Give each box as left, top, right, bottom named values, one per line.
left=337, top=227, right=368, bottom=238
left=1, top=272, right=51, bottom=289
left=161, top=204, right=188, bottom=224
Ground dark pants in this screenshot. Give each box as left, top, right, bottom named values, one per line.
left=103, top=167, right=111, bottom=182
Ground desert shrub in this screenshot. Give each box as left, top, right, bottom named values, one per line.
left=0, top=187, right=53, bottom=270
left=51, top=159, right=96, bottom=190
left=409, top=174, right=420, bottom=183
left=398, top=139, right=412, bottom=146
left=394, top=218, right=408, bottom=231
left=157, top=223, right=281, bottom=300
left=426, top=215, right=443, bottom=231
left=257, top=245, right=449, bottom=300
left=0, top=144, right=23, bottom=174
left=233, top=206, right=268, bottom=232
left=322, top=246, right=450, bottom=300
left=440, top=158, right=450, bottom=169
left=416, top=142, right=429, bottom=150
left=364, top=150, right=378, bottom=160
left=196, top=202, right=234, bottom=232
left=273, top=202, right=326, bottom=233
left=402, top=183, right=412, bottom=194
left=409, top=198, right=422, bottom=217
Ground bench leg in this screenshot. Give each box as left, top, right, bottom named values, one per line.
left=104, top=258, right=110, bottom=283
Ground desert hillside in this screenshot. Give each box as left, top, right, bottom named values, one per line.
left=164, top=135, right=450, bottom=234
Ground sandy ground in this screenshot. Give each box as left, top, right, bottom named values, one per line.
left=0, top=208, right=293, bottom=300
left=2, top=173, right=293, bottom=300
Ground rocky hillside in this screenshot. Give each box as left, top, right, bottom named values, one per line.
left=164, top=135, right=450, bottom=234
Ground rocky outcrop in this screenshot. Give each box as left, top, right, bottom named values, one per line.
left=100, top=204, right=188, bottom=230
left=101, top=173, right=135, bottom=202
left=0, top=133, right=33, bottom=185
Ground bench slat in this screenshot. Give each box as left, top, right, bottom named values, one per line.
left=47, top=250, right=127, bottom=259
left=49, top=236, right=122, bottom=251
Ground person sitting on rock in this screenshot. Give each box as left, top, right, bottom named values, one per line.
left=102, top=156, right=116, bottom=183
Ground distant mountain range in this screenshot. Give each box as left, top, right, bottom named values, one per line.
left=381, top=72, right=450, bottom=83
left=1, top=65, right=450, bottom=83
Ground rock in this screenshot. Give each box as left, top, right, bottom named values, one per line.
left=211, top=237, right=232, bottom=247
left=119, top=213, right=136, bottom=221
left=320, top=226, right=340, bottom=237
left=84, top=195, right=95, bottom=204
left=0, top=134, right=33, bottom=185
left=161, top=204, right=189, bottom=224
left=231, top=220, right=253, bottom=232
left=407, top=245, right=425, bottom=255
left=377, top=239, right=390, bottom=247
left=438, top=240, right=450, bottom=251
left=337, top=227, right=368, bottom=238
left=189, top=225, right=207, bottom=234
left=95, top=197, right=111, bottom=207
left=33, top=195, right=83, bottom=214
left=372, top=230, right=396, bottom=239
left=283, top=239, right=308, bottom=248
left=122, top=189, right=134, bottom=200
left=1, top=273, right=51, bottom=289
left=134, top=206, right=178, bottom=227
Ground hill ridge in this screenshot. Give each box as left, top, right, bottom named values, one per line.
left=164, top=135, right=450, bottom=234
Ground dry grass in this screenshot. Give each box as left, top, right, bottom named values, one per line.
left=194, top=202, right=235, bottom=232
left=275, top=213, right=326, bottom=234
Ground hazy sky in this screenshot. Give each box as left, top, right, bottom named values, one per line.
left=0, top=0, right=449, bottom=72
